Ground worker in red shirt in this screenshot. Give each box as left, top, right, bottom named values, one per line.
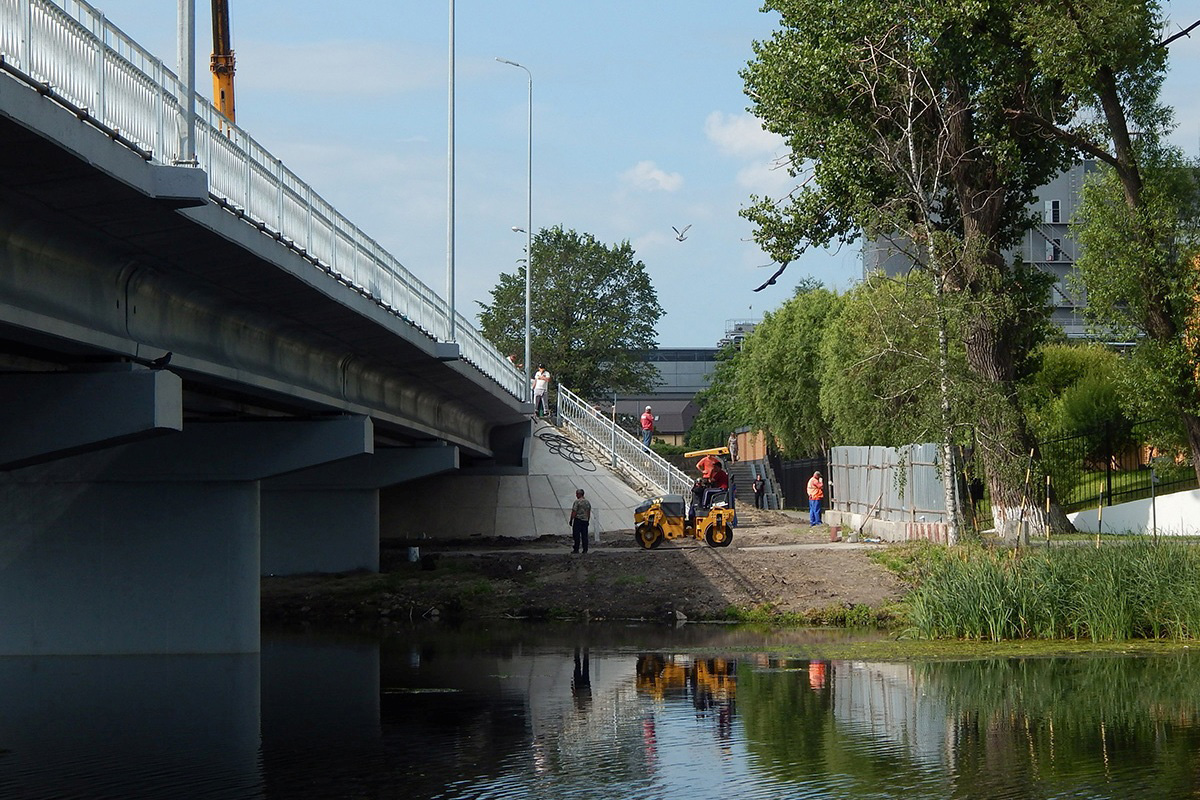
left=640, top=406, right=655, bottom=450
left=690, top=454, right=729, bottom=520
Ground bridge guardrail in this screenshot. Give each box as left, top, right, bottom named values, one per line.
left=0, top=0, right=527, bottom=401
left=556, top=385, right=693, bottom=498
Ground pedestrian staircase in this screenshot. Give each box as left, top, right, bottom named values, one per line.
left=554, top=385, right=693, bottom=499
left=726, top=459, right=783, bottom=510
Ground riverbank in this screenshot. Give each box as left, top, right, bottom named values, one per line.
left=261, top=509, right=908, bottom=626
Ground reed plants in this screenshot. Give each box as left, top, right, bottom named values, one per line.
left=905, top=540, right=1200, bottom=641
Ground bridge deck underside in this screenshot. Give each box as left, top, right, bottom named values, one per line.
left=0, top=72, right=525, bottom=457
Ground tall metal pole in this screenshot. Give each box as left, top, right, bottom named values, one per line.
left=497, top=57, right=532, bottom=400
left=446, top=0, right=456, bottom=342
left=175, top=0, right=196, bottom=165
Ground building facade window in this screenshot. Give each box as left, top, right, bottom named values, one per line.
left=1045, top=199, right=1061, bottom=224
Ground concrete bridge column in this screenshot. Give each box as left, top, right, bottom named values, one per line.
left=0, top=391, right=373, bottom=655
left=261, top=445, right=459, bottom=575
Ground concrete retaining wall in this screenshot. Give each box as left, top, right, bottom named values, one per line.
left=1068, top=488, right=1200, bottom=535
left=827, top=510, right=950, bottom=543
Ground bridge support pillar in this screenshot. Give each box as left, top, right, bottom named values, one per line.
left=261, top=445, right=458, bottom=575
left=0, top=416, right=372, bottom=655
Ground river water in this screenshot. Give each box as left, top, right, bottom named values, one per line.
left=2, top=622, right=1200, bottom=799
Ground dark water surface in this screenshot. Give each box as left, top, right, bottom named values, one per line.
left=3, top=623, right=1200, bottom=799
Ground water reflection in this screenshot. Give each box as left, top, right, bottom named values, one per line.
left=0, top=653, right=262, bottom=799
left=3, top=624, right=1200, bottom=798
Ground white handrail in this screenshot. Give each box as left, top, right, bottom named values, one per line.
left=556, top=384, right=693, bottom=497
left=0, top=0, right=526, bottom=400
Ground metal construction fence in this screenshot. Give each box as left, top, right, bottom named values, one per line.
left=556, top=385, right=694, bottom=497
left=0, top=0, right=525, bottom=400
left=829, top=444, right=952, bottom=524
left=828, top=423, right=1198, bottom=533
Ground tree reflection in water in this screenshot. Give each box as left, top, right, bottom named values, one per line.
left=737, top=651, right=1200, bottom=797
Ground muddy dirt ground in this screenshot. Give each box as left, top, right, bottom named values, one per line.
left=261, top=508, right=908, bottom=625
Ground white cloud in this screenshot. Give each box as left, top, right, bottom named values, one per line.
left=620, top=160, right=684, bottom=192
left=704, top=111, right=795, bottom=196
left=704, top=111, right=784, bottom=158
left=736, top=159, right=795, bottom=195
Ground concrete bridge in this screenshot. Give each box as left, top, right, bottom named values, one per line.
left=0, top=0, right=530, bottom=655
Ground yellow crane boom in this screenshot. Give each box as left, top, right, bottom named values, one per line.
left=683, top=447, right=730, bottom=459
left=210, top=0, right=235, bottom=123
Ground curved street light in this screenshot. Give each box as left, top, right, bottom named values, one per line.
left=496, top=57, right=532, bottom=401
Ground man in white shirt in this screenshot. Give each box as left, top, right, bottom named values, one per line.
left=532, top=365, right=551, bottom=417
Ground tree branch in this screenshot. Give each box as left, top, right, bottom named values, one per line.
left=1003, top=107, right=1118, bottom=169
left=1160, top=19, right=1200, bottom=48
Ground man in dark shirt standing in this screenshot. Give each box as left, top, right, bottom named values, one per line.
left=752, top=474, right=766, bottom=509
left=570, top=488, right=592, bottom=554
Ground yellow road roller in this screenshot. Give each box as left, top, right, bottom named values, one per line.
left=633, top=490, right=735, bottom=549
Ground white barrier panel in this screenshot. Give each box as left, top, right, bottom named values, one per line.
left=1068, top=489, right=1200, bottom=535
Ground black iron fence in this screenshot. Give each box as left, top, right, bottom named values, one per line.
left=769, top=454, right=828, bottom=511
left=957, top=420, right=1196, bottom=531
left=1036, top=421, right=1196, bottom=512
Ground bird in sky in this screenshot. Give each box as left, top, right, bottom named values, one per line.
left=672, top=224, right=691, bottom=242
left=753, top=262, right=790, bottom=292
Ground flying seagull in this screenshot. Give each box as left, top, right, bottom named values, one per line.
left=753, top=262, right=790, bottom=292
left=672, top=224, right=691, bottom=242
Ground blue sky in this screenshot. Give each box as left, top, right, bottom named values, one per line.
left=89, top=1, right=1200, bottom=348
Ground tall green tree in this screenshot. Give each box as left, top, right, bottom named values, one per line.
left=1075, top=157, right=1200, bottom=468
left=738, top=282, right=842, bottom=457
left=478, top=225, right=663, bottom=398
left=743, top=0, right=1070, bottom=536
left=820, top=272, right=969, bottom=448
left=1010, top=1, right=1200, bottom=479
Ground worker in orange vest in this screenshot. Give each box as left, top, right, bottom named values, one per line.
left=807, top=470, right=824, bottom=526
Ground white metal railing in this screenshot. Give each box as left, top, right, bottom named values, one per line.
left=0, top=0, right=526, bottom=401
left=556, top=385, right=693, bottom=496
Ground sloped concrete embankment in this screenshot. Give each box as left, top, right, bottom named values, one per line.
left=381, top=420, right=646, bottom=541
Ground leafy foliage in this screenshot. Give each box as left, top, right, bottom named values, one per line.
left=1018, top=342, right=1136, bottom=500
left=1075, top=158, right=1200, bottom=451
left=1011, top=1, right=1200, bottom=477
left=1021, top=343, right=1132, bottom=444
left=820, top=272, right=966, bottom=447
left=477, top=226, right=663, bottom=398
left=743, top=0, right=1076, bottom=530
left=738, top=284, right=843, bottom=456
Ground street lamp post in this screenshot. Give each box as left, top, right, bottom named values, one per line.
left=496, top=57, right=532, bottom=401
left=447, top=0, right=456, bottom=342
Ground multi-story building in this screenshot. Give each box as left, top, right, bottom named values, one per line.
left=614, top=347, right=717, bottom=446
left=864, top=161, right=1098, bottom=339
left=613, top=321, right=759, bottom=444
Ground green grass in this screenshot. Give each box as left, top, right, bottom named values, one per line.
left=901, top=540, right=1200, bottom=641
left=725, top=603, right=897, bottom=628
